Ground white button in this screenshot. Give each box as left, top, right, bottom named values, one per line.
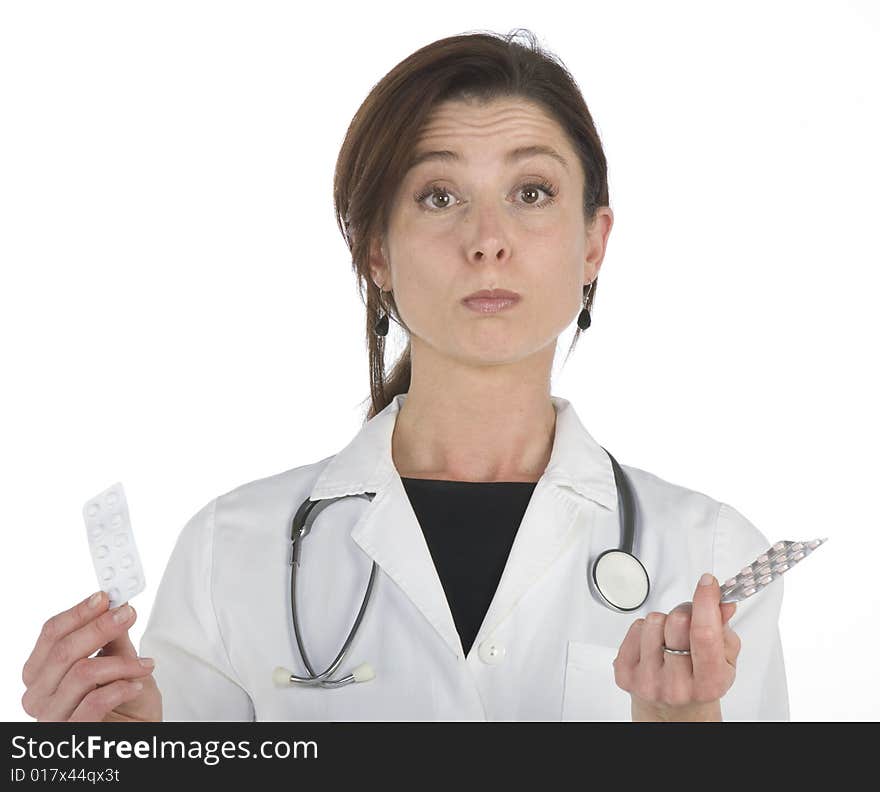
left=478, top=639, right=506, bottom=665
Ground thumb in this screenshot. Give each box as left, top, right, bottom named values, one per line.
left=96, top=605, right=139, bottom=659
left=691, top=572, right=723, bottom=635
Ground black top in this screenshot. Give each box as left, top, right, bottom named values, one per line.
left=400, top=477, right=539, bottom=657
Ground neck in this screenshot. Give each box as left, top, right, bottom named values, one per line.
left=391, top=340, right=557, bottom=483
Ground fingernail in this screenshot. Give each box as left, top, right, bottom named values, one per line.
left=699, top=572, right=716, bottom=587
left=112, top=604, right=133, bottom=623
left=138, top=657, right=155, bottom=668
left=131, top=681, right=143, bottom=692
left=88, top=591, right=103, bottom=608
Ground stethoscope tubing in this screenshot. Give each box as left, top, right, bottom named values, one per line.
left=604, top=447, right=635, bottom=556
left=287, top=493, right=378, bottom=687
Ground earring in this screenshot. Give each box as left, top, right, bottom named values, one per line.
left=374, top=289, right=390, bottom=337
left=577, top=282, right=593, bottom=330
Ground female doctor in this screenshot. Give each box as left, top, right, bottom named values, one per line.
left=20, top=29, right=788, bottom=722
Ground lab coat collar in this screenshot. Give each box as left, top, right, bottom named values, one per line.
left=309, top=392, right=618, bottom=510
left=307, top=392, right=618, bottom=661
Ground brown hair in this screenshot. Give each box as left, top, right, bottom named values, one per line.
left=332, top=27, right=610, bottom=421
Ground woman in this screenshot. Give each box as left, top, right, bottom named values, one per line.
left=20, top=28, right=788, bottom=722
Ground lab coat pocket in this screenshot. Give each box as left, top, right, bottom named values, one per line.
left=561, top=641, right=631, bottom=722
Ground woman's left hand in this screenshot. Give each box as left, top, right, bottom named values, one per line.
left=612, top=573, right=742, bottom=721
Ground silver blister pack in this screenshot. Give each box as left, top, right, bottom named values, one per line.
left=719, top=537, right=828, bottom=603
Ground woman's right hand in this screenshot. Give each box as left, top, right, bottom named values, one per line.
left=21, top=590, right=162, bottom=722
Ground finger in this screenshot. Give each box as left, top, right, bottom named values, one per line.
left=640, top=612, right=666, bottom=673
left=39, top=656, right=155, bottom=722
left=67, top=679, right=146, bottom=723
left=612, top=618, right=645, bottom=693
left=663, top=602, right=692, bottom=658
left=690, top=573, right=727, bottom=677
left=98, top=612, right=139, bottom=660
left=615, top=618, right=645, bottom=668
left=27, top=604, right=137, bottom=701
left=23, top=591, right=108, bottom=688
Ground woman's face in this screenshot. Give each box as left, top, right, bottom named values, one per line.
left=372, top=96, right=613, bottom=367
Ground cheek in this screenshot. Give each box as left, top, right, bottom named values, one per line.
left=537, top=261, right=583, bottom=317
left=391, top=258, right=447, bottom=324
left=526, top=223, right=586, bottom=302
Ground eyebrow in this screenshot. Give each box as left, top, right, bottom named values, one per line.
left=405, top=144, right=570, bottom=174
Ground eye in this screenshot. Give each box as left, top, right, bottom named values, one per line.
left=413, top=179, right=559, bottom=212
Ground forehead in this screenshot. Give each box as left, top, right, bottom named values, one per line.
left=407, top=97, right=574, bottom=172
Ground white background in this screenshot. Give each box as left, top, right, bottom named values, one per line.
left=2, top=0, right=877, bottom=721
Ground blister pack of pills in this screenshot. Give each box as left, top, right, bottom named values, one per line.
left=82, top=482, right=146, bottom=609
left=719, top=537, right=828, bottom=603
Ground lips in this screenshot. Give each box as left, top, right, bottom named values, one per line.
left=462, top=288, right=521, bottom=302
left=461, top=288, right=521, bottom=314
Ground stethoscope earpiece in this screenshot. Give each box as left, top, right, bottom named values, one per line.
left=273, top=666, right=294, bottom=687
left=272, top=662, right=375, bottom=688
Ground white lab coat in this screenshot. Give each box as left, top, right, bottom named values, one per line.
left=139, top=392, right=790, bottom=721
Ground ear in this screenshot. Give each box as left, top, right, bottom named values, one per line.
left=368, top=235, right=390, bottom=291
left=583, top=206, right=614, bottom=284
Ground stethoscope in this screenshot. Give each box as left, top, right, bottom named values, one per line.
left=273, top=448, right=650, bottom=689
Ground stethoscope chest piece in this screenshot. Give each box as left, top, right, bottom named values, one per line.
left=591, top=548, right=650, bottom=612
